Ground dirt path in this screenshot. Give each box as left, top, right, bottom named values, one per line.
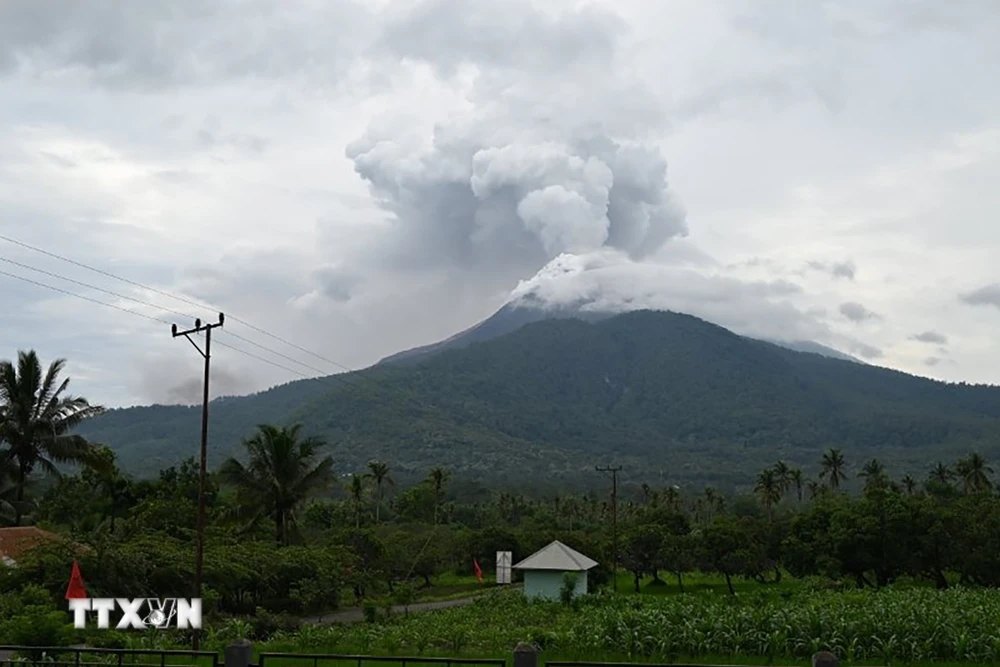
left=300, top=595, right=481, bottom=625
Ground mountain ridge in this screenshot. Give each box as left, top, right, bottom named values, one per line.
left=77, top=310, right=1000, bottom=489
left=378, top=302, right=861, bottom=366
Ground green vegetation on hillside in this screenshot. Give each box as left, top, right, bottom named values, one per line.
left=8, top=346, right=1000, bottom=666
left=78, top=311, right=1000, bottom=488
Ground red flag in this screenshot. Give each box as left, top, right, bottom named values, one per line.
left=65, top=559, right=87, bottom=600
left=473, top=558, right=483, bottom=583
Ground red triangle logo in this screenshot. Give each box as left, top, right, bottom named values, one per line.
left=65, top=559, right=87, bottom=600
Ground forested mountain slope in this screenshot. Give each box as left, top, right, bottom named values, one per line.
left=78, top=310, right=1000, bottom=489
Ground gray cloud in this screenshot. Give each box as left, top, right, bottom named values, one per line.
left=839, top=301, right=880, bottom=323
left=0, top=0, right=372, bottom=88
left=911, top=330, right=948, bottom=344
left=848, top=341, right=884, bottom=359
left=346, top=1, right=685, bottom=289
left=312, top=264, right=363, bottom=303
left=165, top=365, right=256, bottom=405
left=960, top=283, right=1000, bottom=310
left=808, top=259, right=856, bottom=280
left=925, top=356, right=941, bottom=367
left=379, top=0, right=625, bottom=78
left=506, top=250, right=823, bottom=341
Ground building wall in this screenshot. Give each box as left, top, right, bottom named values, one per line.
left=522, top=569, right=588, bottom=600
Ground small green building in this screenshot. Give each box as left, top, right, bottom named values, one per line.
left=513, top=540, right=597, bottom=600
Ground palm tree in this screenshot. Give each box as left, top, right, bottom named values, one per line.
left=806, top=479, right=822, bottom=501
left=640, top=482, right=652, bottom=505
left=0, top=350, right=106, bottom=524
left=789, top=469, right=804, bottom=503
left=819, top=448, right=847, bottom=490
left=427, top=467, right=451, bottom=525
left=772, top=460, right=792, bottom=495
left=0, top=457, right=19, bottom=526
left=901, top=474, right=918, bottom=496
left=218, top=423, right=334, bottom=545
left=365, top=460, right=394, bottom=523
left=347, top=473, right=366, bottom=528
left=858, top=458, right=887, bottom=491
left=955, top=453, right=993, bottom=494
left=663, top=485, right=681, bottom=511
left=928, top=462, right=954, bottom=486
left=754, top=468, right=782, bottom=520
left=703, top=486, right=724, bottom=519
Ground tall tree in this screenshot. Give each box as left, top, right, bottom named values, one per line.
left=772, top=460, right=792, bottom=496
left=820, top=448, right=847, bottom=490
left=754, top=468, right=782, bottom=520
left=789, top=469, right=804, bottom=503
left=955, top=453, right=993, bottom=495
left=347, top=473, right=366, bottom=529
left=0, top=350, right=105, bottom=524
left=0, top=457, right=19, bottom=525
left=858, top=458, right=888, bottom=492
left=928, top=462, right=954, bottom=486
left=901, top=474, right=918, bottom=496
left=365, top=460, right=394, bottom=524
left=218, top=423, right=334, bottom=545
left=663, top=485, right=682, bottom=512
left=427, top=467, right=451, bottom=525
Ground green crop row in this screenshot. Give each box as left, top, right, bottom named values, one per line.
left=256, top=587, right=1000, bottom=664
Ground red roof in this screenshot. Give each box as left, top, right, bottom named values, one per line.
left=0, top=526, right=63, bottom=562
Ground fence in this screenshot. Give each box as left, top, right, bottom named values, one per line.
left=0, top=647, right=218, bottom=667
left=1, top=644, right=843, bottom=667
left=257, top=654, right=504, bottom=667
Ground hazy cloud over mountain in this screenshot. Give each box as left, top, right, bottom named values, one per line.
left=912, top=331, right=948, bottom=345
left=840, top=302, right=881, bottom=323
left=1, top=0, right=999, bottom=405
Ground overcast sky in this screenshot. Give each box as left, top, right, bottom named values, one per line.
left=1, top=0, right=999, bottom=407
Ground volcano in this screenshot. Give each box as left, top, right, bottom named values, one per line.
left=379, top=297, right=860, bottom=366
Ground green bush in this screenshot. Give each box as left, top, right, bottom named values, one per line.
left=248, top=607, right=299, bottom=640
left=0, top=609, right=75, bottom=649
left=559, top=572, right=578, bottom=605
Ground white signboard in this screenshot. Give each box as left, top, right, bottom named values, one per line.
left=496, top=551, right=512, bottom=585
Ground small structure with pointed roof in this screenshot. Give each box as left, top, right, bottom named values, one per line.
left=513, top=540, right=597, bottom=600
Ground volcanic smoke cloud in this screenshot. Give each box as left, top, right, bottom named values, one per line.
left=347, top=131, right=688, bottom=277
left=342, top=0, right=860, bottom=356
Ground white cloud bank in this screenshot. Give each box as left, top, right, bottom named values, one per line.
left=0, top=0, right=999, bottom=405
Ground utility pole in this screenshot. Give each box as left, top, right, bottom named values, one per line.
left=172, top=313, right=223, bottom=650
left=596, top=465, right=622, bottom=593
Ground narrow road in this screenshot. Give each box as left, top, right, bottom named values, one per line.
left=301, top=594, right=482, bottom=625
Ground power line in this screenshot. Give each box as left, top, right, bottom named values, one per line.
left=0, top=232, right=351, bottom=371
left=0, top=268, right=171, bottom=325
left=0, top=253, right=340, bottom=378
left=0, top=238, right=449, bottom=418
left=0, top=268, right=318, bottom=381
left=0, top=255, right=195, bottom=321
left=0, top=232, right=219, bottom=314
left=0, top=265, right=389, bottom=403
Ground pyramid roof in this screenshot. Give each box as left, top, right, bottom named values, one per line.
left=513, top=540, right=597, bottom=571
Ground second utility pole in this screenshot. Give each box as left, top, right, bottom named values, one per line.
left=596, top=464, right=622, bottom=592
left=172, top=313, right=224, bottom=650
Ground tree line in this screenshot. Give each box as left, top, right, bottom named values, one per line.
left=4, top=348, right=1000, bottom=640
